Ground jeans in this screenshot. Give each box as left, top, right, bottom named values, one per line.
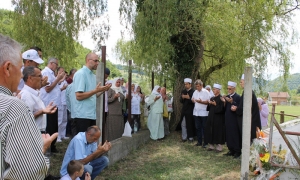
left=194, top=116, right=208, bottom=145
left=81, top=156, right=109, bottom=180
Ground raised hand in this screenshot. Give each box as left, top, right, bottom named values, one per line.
left=41, top=76, right=49, bottom=87
left=231, top=105, right=237, bottom=111
left=42, top=132, right=58, bottom=154
left=85, top=172, right=91, bottom=180
left=43, top=102, right=57, bottom=114
left=56, top=71, right=65, bottom=81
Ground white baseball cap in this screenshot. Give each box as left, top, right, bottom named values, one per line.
left=22, top=49, right=44, bottom=64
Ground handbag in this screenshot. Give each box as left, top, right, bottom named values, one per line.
left=163, top=103, right=168, bottom=118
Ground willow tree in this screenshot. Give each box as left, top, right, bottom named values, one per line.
left=117, top=0, right=298, bottom=129
left=11, top=0, right=109, bottom=68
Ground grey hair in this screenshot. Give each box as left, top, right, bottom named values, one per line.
left=0, top=34, right=23, bottom=66
left=23, top=66, right=36, bottom=82
left=48, top=57, right=58, bottom=64
left=86, top=125, right=100, bottom=135
left=194, top=79, right=203, bottom=86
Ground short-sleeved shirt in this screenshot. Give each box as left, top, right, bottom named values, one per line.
left=66, top=83, right=73, bottom=112
left=192, top=88, right=210, bottom=116
left=73, top=66, right=97, bottom=119
left=60, top=80, right=68, bottom=106
left=60, top=132, right=97, bottom=176
left=40, top=67, right=61, bottom=106
left=19, top=85, right=47, bottom=131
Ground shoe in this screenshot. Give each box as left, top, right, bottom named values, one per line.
left=56, top=139, right=62, bottom=142
left=223, top=151, right=235, bottom=156
left=233, top=153, right=241, bottom=159
left=62, top=137, right=69, bottom=140
left=195, top=143, right=202, bottom=146
left=188, top=139, right=194, bottom=143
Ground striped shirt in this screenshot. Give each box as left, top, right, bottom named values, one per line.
left=0, top=86, right=49, bottom=180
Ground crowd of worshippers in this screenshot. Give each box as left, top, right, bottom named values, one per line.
left=172, top=77, right=268, bottom=159
left=0, top=33, right=270, bottom=179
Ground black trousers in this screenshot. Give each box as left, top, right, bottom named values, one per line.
left=46, top=108, right=58, bottom=151
left=75, top=118, right=96, bottom=133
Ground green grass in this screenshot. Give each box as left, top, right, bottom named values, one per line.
left=49, top=132, right=241, bottom=180
left=268, top=105, right=300, bottom=123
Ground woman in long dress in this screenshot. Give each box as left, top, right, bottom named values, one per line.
left=106, top=78, right=125, bottom=141
left=136, top=85, right=145, bottom=129
left=147, top=85, right=164, bottom=140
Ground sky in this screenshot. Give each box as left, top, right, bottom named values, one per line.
left=1, top=0, right=299, bottom=80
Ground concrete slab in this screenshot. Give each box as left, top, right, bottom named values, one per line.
left=107, top=130, right=150, bottom=166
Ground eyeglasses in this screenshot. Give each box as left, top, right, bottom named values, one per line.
left=51, top=62, right=58, bottom=66
left=227, top=88, right=232, bottom=90
left=31, top=75, right=43, bottom=78
left=89, top=59, right=100, bottom=63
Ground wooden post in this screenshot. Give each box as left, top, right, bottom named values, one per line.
left=96, top=62, right=104, bottom=145
left=240, top=67, right=252, bottom=180
left=101, top=46, right=106, bottom=143
left=280, top=111, right=284, bottom=124
left=152, top=71, right=154, bottom=90
left=128, top=60, right=132, bottom=127
left=164, top=78, right=166, bottom=89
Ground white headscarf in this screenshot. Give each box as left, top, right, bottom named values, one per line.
left=151, top=85, right=161, bottom=96
left=111, top=77, right=123, bottom=95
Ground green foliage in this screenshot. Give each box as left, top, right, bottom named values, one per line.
left=11, top=0, right=109, bottom=68
left=106, top=60, right=122, bottom=78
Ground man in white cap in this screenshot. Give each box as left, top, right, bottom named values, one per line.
left=176, top=78, right=195, bottom=142
left=16, top=49, right=45, bottom=93
left=220, top=81, right=241, bottom=158
left=231, top=75, right=261, bottom=158
left=205, top=83, right=226, bottom=151
left=191, top=79, right=210, bottom=147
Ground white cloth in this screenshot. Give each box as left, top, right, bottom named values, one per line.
left=192, top=88, right=210, bottom=116
left=60, top=174, right=80, bottom=180
left=105, top=80, right=113, bottom=112
left=228, top=81, right=237, bottom=87
left=17, top=66, right=25, bottom=91
left=151, top=85, right=161, bottom=96
left=40, top=67, right=61, bottom=106
left=241, top=74, right=244, bottom=80
left=111, top=77, right=123, bottom=102
left=19, top=85, right=46, bottom=131
left=131, top=93, right=141, bottom=114
left=60, top=80, right=68, bottom=105
left=213, top=83, right=222, bottom=90
left=184, top=78, right=192, bottom=83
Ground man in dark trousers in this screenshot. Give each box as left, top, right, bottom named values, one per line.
left=177, top=78, right=195, bottom=142
left=221, top=81, right=241, bottom=158
left=231, top=75, right=261, bottom=158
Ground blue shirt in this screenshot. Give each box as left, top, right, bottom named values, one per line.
left=60, top=132, right=97, bottom=176
left=73, top=66, right=97, bottom=119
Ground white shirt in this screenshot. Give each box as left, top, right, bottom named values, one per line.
left=60, top=80, right=68, bottom=105
left=17, top=66, right=25, bottom=91
left=131, top=93, right=141, bottom=114
left=60, top=174, right=80, bottom=180
left=192, top=88, right=210, bottom=116
left=40, top=67, right=61, bottom=106
left=20, top=85, right=47, bottom=131
left=105, top=91, right=108, bottom=112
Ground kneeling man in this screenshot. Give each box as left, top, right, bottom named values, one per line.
left=60, top=126, right=111, bottom=180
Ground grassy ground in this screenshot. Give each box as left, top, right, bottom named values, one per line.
left=48, top=131, right=241, bottom=180
left=268, top=105, right=300, bottom=123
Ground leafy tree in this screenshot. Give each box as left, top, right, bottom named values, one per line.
left=11, top=0, right=109, bottom=68
left=117, top=0, right=299, bottom=129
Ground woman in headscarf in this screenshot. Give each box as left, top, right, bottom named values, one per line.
left=205, top=85, right=214, bottom=98
left=106, top=77, right=125, bottom=141
left=147, top=85, right=164, bottom=140
left=257, top=98, right=269, bottom=130
left=130, top=84, right=143, bottom=133
left=136, top=85, right=145, bottom=129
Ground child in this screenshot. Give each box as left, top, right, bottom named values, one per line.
left=60, top=160, right=91, bottom=180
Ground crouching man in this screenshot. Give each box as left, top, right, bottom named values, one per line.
left=60, top=126, right=111, bottom=180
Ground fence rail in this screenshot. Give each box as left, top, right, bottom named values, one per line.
left=270, top=111, right=300, bottom=124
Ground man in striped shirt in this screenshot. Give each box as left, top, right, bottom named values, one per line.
left=0, top=33, right=57, bottom=179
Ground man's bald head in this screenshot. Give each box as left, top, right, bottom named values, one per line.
left=85, top=52, right=99, bottom=70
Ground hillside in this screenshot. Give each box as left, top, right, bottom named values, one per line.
left=264, top=73, right=300, bottom=92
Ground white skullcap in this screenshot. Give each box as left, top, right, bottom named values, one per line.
left=205, top=85, right=211, bottom=89
left=241, top=74, right=244, bottom=80
left=184, top=78, right=192, bottom=83
left=213, top=83, right=222, bottom=90
left=228, top=81, right=237, bottom=87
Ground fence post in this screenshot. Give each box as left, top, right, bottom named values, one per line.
left=280, top=111, right=284, bottom=124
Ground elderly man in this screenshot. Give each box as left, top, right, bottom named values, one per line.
left=19, top=66, right=57, bottom=132
left=40, top=57, right=65, bottom=153
left=72, top=52, right=111, bottom=133
left=17, top=49, right=44, bottom=93
left=231, top=74, right=261, bottom=157
left=191, top=79, right=210, bottom=147
left=176, top=78, right=195, bottom=142
left=0, top=33, right=57, bottom=179
left=60, top=126, right=111, bottom=180
left=221, top=81, right=241, bottom=158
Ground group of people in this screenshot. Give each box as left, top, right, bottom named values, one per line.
left=177, top=77, right=265, bottom=158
